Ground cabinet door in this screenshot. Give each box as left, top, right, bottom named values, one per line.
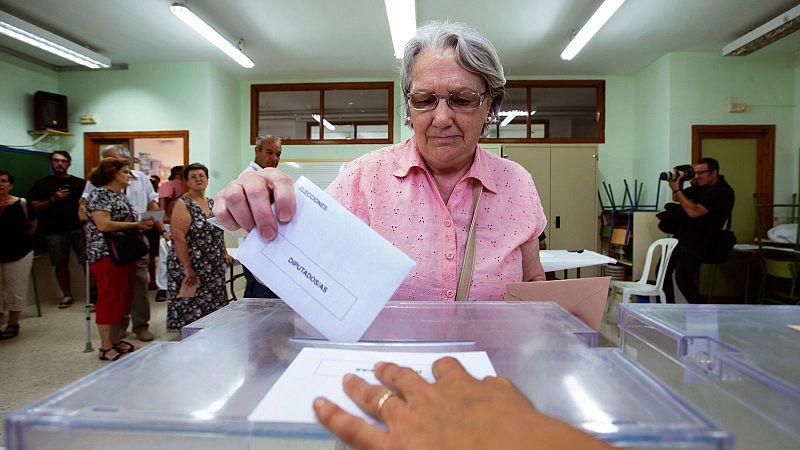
left=502, top=145, right=551, bottom=240
left=550, top=147, right=597, bottom=250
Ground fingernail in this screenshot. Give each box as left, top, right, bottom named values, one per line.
left=278, top=208, right=291, bottom=222
left=313, top=397, right=327, bottom=409
left=262, top=226, right=276, bottom=240
left=343, top=373, right=355, bottom=384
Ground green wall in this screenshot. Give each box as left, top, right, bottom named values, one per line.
left=0, top=53, right=60, bottom=157
left=1, top=50, right=798, bottom=206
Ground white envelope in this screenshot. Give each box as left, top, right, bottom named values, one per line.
left=236, top=177, right=416, bottom=342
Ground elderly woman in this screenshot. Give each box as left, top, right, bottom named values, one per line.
left=87, top=157, right=154, bottom=361
left=0, top=170, right=37, bottom=340
left=166, top=163, right=232, bottom=330
left=215, top=21, right=546, bottom=300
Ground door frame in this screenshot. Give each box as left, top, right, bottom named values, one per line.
left=83, top=130, right=189, bottom=177
left=691, top=124, right=774, bottom=230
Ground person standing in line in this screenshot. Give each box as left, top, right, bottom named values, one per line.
left=0, top=170, right=38, bottom=340
left=166, top=163, right=232, bottom=330
left=81, top=145, right=168, bottom=342
left=239, top=135, right=282, bottom=298
left=28, top=151, right=86, bottom=309
left=158, top=165, right=185, bottom=224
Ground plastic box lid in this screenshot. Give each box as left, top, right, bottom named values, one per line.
left=618, top=304, right=800, bottom=441
left=6, top=300, right=730, bottom=449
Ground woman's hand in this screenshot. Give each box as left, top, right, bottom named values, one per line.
left=314, top=358, right=611, bottom=450
left=213, top=168, right=297, bottom=240
left=137, top=218, right=155, bottom=231
left=224, top=253, right=234, bottom=266
left=182, top=266, right=198, bottom=287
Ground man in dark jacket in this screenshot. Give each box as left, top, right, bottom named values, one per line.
left=664, top=157, right=734, bottom=303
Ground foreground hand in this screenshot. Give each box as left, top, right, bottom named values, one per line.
left=138, top=218, right=155, bottom=231
left=668, top=178, right=682, bottom=192
left=224, top=253, right=234, bottom=266
left=213, top=168, right=296, bottom=240
left=313, top=357, right=611, bottom=450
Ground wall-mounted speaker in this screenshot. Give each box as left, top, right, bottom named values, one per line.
left=33, top=91, right=68, bottom=132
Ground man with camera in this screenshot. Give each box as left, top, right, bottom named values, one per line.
left=663, top=157, right=734, bottom=304
left=28, top=151, right=87, bottom=309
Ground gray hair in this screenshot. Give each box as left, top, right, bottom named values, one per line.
left=255, top=134, right=281, bottom=149
left=401, top=21, right=506, bottom=124
left=101, top=144, right=131, bottom=159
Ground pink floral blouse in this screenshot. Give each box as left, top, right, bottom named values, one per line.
left=326, top=138, right=546, bottom=301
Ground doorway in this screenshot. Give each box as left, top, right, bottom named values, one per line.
left=692, top=125, right=775, bottom=239
left=83, top=130, right=189, bottom=180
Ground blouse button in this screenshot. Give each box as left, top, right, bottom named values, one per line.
left=446, top=289, right=455, bottom=298
left=445, top=251, right=454, bottom=260
left=444, top=219, right=452, bottom=227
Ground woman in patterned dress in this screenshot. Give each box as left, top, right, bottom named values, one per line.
left=167, top=163, right=233, bottom=330
left=86, top=157, right=155, bottom=361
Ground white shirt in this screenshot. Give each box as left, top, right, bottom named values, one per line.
left=82, top=169, right=159, bottom=218
left=238, top=161, right=263, bottom=178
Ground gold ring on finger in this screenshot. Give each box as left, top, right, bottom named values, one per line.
left=375, top=390, right=395, bottom=420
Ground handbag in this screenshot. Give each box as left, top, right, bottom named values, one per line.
left=108, top=230, right=149, bottom=264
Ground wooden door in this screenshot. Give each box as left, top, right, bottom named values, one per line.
left=701, top=138, right=757, bottom=243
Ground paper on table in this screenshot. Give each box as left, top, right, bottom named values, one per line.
left=235, top=176, right=416, bottom=342
left=141, top=209, right=164, bottom=221
left=247, top=348, right=496, bottom=424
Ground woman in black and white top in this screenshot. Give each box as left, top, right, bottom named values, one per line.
left=86, top=158, right=154, bottom=361
left=0, top=170, right=37, bottom=340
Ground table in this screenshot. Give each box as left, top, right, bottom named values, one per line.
left=540, top=249, right=616, bottom=278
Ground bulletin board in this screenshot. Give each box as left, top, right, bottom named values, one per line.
left=277, top=159, right=351, bottom=189
left=0, top=146, right=52, bottom=196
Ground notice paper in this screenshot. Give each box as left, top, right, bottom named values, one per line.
left=235, top=176, right=416, bottom=342
left=248, top=348, right=496, bottom=424
left=141, top=209, right=164, bottom=222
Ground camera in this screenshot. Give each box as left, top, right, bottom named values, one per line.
left=659, top=164, right=693, bottom=182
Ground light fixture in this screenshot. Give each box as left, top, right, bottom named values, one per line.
left=724, top=4, right=800, bottom=56
left=384, top=0, right=416, bottom=58
left=312, top=114, right=335, bottom=131
left=0, top=9, right=110, bottom=68
left=498, top=110, right=536, bottom=127
left=560, top=0, right=626, bottom=61
left=170, top=3, right=254, bottom=68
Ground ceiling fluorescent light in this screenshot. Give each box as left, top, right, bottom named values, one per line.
left=561, top=0, right=626, bottom=61
left=312, top=114, right=335, bottom=130
left=723, top=4, right=800, bottom=56
left=170, top=3, right=254, bottom=68
left=0, top=9, right=110, bottom=68
left=384, top=0, right=416, bottom=58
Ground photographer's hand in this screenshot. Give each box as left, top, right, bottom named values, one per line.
left=668, top=178, right=682, bottom=194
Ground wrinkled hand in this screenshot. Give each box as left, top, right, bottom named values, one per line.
left=213, top=168, right=296, bottom=240
left=313, top=358, right=610, bottom=450
left=183, top=267, right=198, bottom=287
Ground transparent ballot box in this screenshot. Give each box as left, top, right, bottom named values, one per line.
left=6, top=300, right=730, bottom=449
left=618, top=304, right=800, bottom=450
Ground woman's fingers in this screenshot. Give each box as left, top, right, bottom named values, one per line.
left=213, top=169, right=296, bottom=240
left=313, top=397, right=388, bottom=450
left=374, top=361, right=430, bottom=403
left=342, top=373, right=403, bottom=423
left=431, top=357, right=469, bottom=381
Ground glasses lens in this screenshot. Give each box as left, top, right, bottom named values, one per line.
left=448, top=92, right=482, bottom=111
left=408, top=93, right=438, bottom=111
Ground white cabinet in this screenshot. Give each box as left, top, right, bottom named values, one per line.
left=502, top=144, right=599, bottom=276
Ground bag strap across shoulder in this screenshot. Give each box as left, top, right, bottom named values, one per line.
left=456, top=182, right=483, bottom=301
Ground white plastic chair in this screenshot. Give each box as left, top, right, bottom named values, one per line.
left=610, top=238, right=679, bottom=304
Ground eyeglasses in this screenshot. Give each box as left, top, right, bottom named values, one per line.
left=693, top=170, right=710, bottom=175
left=51, top=158, right=70, bottom=164
left=406, top=91, right=488, bottom=112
